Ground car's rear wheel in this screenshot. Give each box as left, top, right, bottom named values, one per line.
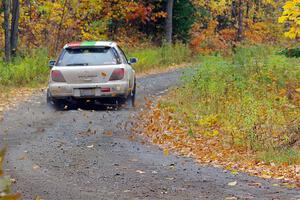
left=47, top=89, right=67, bottom=110
left=127, top=79, right=136, bottom=107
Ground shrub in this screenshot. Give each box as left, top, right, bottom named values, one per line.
left=0, top=49, right=49, bottom=88
left=279, top=48, right=300, bottom=58
left=127, top=43, right=192, bottom=72
left=165, top=46, right=300, bottom=151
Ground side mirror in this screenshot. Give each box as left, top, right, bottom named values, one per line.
left=49, top=60, right=56, bottom=68
left=129, top=57, right=138, bottom=65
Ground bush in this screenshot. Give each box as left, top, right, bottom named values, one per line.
left=127, top=43, right=192, bottom=72
left=165, top=45, right=300, bottom=152
left=279, top=48, right=300, bottom=58
left=0, top=49, right=49, bottom=88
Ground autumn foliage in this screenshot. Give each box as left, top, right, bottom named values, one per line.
left=0, top=0, right=294, bottom=57
left=0, top=0, right=166, bottom=55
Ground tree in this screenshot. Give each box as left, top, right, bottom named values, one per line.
left=11, top=0, right=20, bottom=56
left=2, top=0, right=20, bottom=62
left=236, top=0, right=244, bottom=41
left=165, top=0, right=174, bottom=43
left=173, top=0, right=196, bottom=43
left=278, top=0, right=300, bottom=39
left=3, top=0, right=11, bottom=62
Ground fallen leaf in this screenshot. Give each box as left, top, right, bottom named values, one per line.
left=0, top=147, right=7, bottom=176
left=231, top=170, right=239, bottom=175
left=282, top=182, right=296, bottom=188
left=248, top=182, right=262, bottom=187
left=163, top=149, right=169, bottom=156
left=166, top=177, right=174, bottom=180
left=104, top=131, right=113, bottom=136
left=32, top=164, right=40, bottom=170
left=1, top=193, right=21, bottom=200
left=18, top=155, right=28, bottom=160
left=10, top=178, right=17, bottom=184
left=228, top=181, right=237, bottom=186
left=225, top=197, right=237, bottom=200
left=261, top=174, right=272, bottom=179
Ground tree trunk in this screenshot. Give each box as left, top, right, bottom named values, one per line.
left=246, top=0, right=250, bottom=19
left=253, top=0, right=260, bottom=22
left=11, top=0, right=20, bottom=57
left=236, top=0, right=243, bottom=41
left=3, top=0, right=11, bottom=62
left=165, top=0, right=174, bottom=44
left=54, top=0, right=68, bottom=54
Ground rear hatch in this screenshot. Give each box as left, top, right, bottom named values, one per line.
left=56, top=65, right=116, bottom=84
left=55, top=46, right=123, bottom=84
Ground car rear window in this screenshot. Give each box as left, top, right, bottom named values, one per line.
left=56, top=47, right=120, bottom=66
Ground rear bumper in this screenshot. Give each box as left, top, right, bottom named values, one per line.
left=48, top=81, right=130, bottom=98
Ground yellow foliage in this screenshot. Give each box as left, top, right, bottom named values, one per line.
left=279, top=0, right=300, bottom=39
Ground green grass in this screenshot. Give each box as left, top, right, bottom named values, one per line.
left=127, top=43, right=192, bottom=72
left=161, top=45, right=300, bottom=164
left=0, top=49, right=49, bottom=89
left=258, top=148, right=300, bottom=165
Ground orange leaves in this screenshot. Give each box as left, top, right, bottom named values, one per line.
left=15, top=0, right=164, bottom=53
left=123, top=2, right=152, bottom=23
left=135, top=101, right=300, bottom=187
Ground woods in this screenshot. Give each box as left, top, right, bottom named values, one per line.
left=1, top=0, right=299, bottom=59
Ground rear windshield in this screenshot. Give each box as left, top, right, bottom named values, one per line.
left=56, top=47, right=119, bottom=66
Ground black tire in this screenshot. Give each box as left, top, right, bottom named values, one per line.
left=127, top=79, right=136, bottom=107
left=47, top=89, right=67, bottom=110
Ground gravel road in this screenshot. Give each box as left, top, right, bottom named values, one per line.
left=1, top=69, right=300, bottom=200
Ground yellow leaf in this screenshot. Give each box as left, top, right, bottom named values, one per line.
left=228, top=181, right=237, bottom=186
left=163, top=149, right=169, bottom=156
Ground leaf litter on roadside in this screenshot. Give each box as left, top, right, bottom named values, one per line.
left=133, top=99, right=300, bottom=187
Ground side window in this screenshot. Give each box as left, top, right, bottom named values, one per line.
left=117, top=46, right=128, bottom=63
left=111, top=48, right=122, bottom=64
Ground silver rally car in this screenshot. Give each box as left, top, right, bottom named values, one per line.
left=47, top=41, right=137, bottom=108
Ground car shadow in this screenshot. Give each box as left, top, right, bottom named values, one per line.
left=48, top=100, right=132, bottom=112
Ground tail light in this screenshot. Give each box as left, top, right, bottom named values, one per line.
left=101, top=87, right=111, bottom=93
left=109, top=68, right=124, bottom=81
left=51, top=70, right=66, bottom=82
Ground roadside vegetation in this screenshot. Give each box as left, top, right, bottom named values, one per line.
left=128, top=43, right=192, bottom=73
left=136, top=46, right=300, bottom=183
